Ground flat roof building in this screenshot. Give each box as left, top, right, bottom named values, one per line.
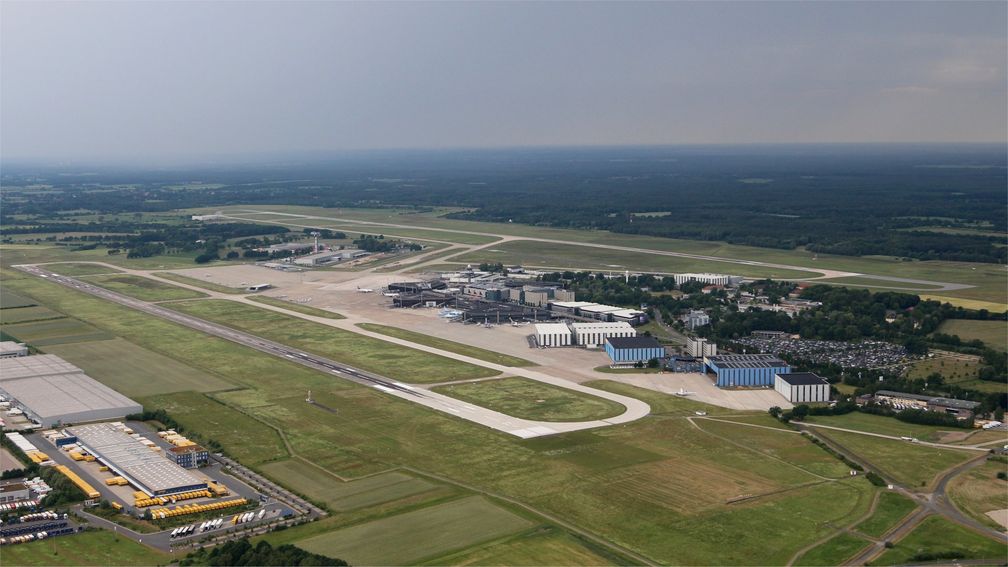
left=775, top=373, right=830, bottom=404
left=570, top=321, right=636, bottom=347
left=0, top=355, right=142, bottom=427
left=67, top=423, right=206, bottom=496
left=534, top=323, right=573, bottom=347
left=605, top=336, right=665, bottom=365
left=705, top=354, right=791, bottom=388
left=0, top=342, right=28, bottom=358
left=0, top=481, right=29, bottom=504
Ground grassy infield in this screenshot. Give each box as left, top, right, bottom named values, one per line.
left=0, top=260, right=1003, bottom=565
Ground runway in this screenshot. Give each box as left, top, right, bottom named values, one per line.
left=14, top=264, right=650, bottom=438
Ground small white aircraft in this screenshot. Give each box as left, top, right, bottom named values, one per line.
left=356, top=286, right=373, bottom=293
left=674, top=387, right=696, bottom=397
left=382, top=291, right=400, bottom=297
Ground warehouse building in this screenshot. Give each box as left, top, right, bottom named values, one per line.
left=0, top=342, right=28, bottom=358
left=605, top=336, right=665, bottom=366
left=67, top=423, right=207, bottom=497
left=570, top=322, right=636, bottom=347
left=705, top=354, right=791, bottom=388
left=0, top=482, right=30, bottom=504
left=928, top=397, right=982, bottom=420
left=868, top=390, right=981, bottom=420
left=535, top=323, right=573, bottom=347
left=0, top=355, right=142, bottom=427
left=774, top=373, right=830, bottom=403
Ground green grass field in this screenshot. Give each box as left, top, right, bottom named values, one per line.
left=259, top=461, right=441, bottom=511
left=693, top=419, right=851, bottom=478
left=139, top=391, right=288, bottom=466
left=0, top=243, right=216, bottom=270
left=906, top=356, right=981, bottom=382
left=165, top=299, right=499, bottom=383
left=295, top=496, right=535, bottom=565
left=43, top=338, right=235, bottom=397
left=2, top=317, right=113, bottom=346
left=0, top=289, right=36, bottom=308
left=47, top=262, right=123, bottom=276
left=153, top=271, right=248, bottom=294
left=947, top=459, right=1008, bottom=531
left=433, top=377, right=625, bottom=422
left=816, top=429, right=974, bottom=489
left=0, top=530, right=171, bottom=566
left=805, top=412, right=960, bottom=442
left=357, top=323, right=535, bottom=366
left=854, top=491, right=918, bottom=538
left=816, top=276, right=945, bottom=291
left=0, top=305, right=65, bottom=324
left=795, top=532, right=872, bottom=566
left=870, top=515, right=1005, bottom=565
left=80, top=273, right=208, bottom=301
left=248, top=295, right=345, bottom=319
left=935, top=319, right=1007, bottom=352
left=420, top=525, right=619, bottom=566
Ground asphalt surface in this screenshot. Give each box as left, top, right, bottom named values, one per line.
left=14, top=264, right=649, bottom=438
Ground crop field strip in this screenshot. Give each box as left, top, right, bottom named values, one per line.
left=294, top=496, right=537, bottom=566
left=1, top=317, right=114, bottom=346
left=418, top=525, right=619, bottom=566
left=258, top=462, right=442, bottom=512
left=0, top=304, right=66, bottom=324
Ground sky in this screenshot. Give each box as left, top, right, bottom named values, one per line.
left=2, top=1, right=1006, bottom=162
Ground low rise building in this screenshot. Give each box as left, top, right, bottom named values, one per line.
left=0, top=481, right=30, bottom=504
left=867, top=390, right=981, bottom=420
left=0, top=342, right=28, bottom=358
left=167, top=445, right=209, bottom=469
left=705, top=354, right=791, bottom=388
left=684, top=311, right=710, bottom=330
left=535, top=323, right=573, bottom=347
left=570, top=322, right=636, bottom=347
left=775, top=373, right=830, bottom=403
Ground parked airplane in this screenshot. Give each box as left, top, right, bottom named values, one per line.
left=674, top=387, right=696, bottom=397
left=356, top=287, right=373, bottom=293
left=382, top=291, right=400, bottom=297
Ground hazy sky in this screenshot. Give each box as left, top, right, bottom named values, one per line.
left=2, top=1, right=1006, bottom=161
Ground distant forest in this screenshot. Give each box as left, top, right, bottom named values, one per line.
left=3, top=144, right=1006, bottom=263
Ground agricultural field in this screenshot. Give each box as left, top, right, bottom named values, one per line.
left=692, top=419, right=851, bottom=478
left=814, top=429, right=974, bottom=489
left=853, top=491, right=918, bottom=538
left=139, top=391, right=288, bottom=466
left=248, top=295, right=345, bottom=319
left=0, top=289, right=36, bottom=308
left=421, top=525, right=620, bottom=566
left=165, top=299, right=499, bottom=383
left=0, top=530, right=171, bottom=566
left=46, top=262, right=123, bottom=276
left=258, top=462, right=442, bottom=512
left=1, top=317, right=113, bottom=346
left=153, top=271, right=248, bottom=294
left=432, top=377, right=626, bottom=422
left=935, top=319, right=1007, bottom=351
left=946, top=458, right=1008, bottom=530
left=794, top=532, right=872, bottom=566
left=0, top=305, right=65, bottom=324
left=870, top=515, right=1005, bottom=565
left=80, top=273, right=208, bottom=302
left=357, top=323, right=535, bottom=366
left=294, top=496, right=536, bottom=565
left=42, top=338, right=235, bottom=397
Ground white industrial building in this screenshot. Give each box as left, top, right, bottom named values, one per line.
left=0, top=341, right=28, bottom=358
left=570, top=322, right=636, bottom=347
left=534, top=323, right=573, bottom=347
left=0, top=355, right=142, bottom=427
left=674, top=273, right=741, bottom=287
left=684, top=310, right=710, bottom=330
left=686, top=337, right=717, bottom=358
left=774, top=373, right=830, bottom=403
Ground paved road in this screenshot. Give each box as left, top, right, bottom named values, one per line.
left=226, top=209, right=977, bottom=291
left=15, top=264, right=650, bottom=438
left=800, top=422, right=992, bottom=452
